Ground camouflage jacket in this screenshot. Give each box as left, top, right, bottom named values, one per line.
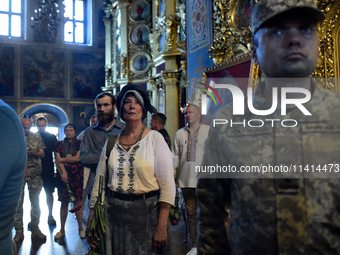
left=197, top=81, right=340, bottom=255
left=26, top=132, right=45, bottom=177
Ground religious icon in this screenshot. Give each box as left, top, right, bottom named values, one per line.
left=130, top=24, right=150, bottom=46
left=133, top=54, right=148, bottom=71
left=233, top=0, right=255, bottom=30
left=130, top=52, right=151, bottom=74
left=130, top=0, right=150, bottom=22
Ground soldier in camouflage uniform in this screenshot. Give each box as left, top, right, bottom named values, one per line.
left=197, top=0, right=340, bottom=254
left=14, top=116, right=46, bottom=243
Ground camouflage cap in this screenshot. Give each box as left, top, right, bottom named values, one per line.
left=251, top=0, right=325, bottom=35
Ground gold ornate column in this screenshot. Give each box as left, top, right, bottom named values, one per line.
left=149, top=0, right=187, bottom=139
left=162, top=70, right=180, bottom=141
left=162, top=12, right=182, bottom=141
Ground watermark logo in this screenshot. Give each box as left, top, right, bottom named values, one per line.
left=191, top=81, right=312, bottom=128
left=214, top=84, right=311, bottom=116
left=194, top=82, right=222, bottom=106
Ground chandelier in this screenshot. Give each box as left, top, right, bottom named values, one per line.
left=31, top=0, right=62, bottom=42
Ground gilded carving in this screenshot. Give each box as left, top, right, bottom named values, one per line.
left=161, top=70, right=180, bottom=84
left=121, top=53, right=127, bottom=78
left=153, top=77, right=161, bottom=87
left=154, top=15, right=178, bottom=53
left=176, top=0, right=186, bottom=48
left=165, top=15, right=178, bottom=51
left=313, top=0, right=339, bottom=91
left=204, top=54, right=252, bottom=74
left=154, top=14, right=166, bottom=57
left=151, top=0, right=165, bottom=59
left=178, top=60, right=187, bottom=108
left=105, top=65, right=112, bottom=87
left=209, top=0, right=253, bottom=65
left=209, top=0, right=340, bottom=92
left=153, top=0, right=186, bottom=57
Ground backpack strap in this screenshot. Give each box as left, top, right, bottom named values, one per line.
left=105, top=135, right=117, bottom=189
left=106, top=135, right=117, bottom=159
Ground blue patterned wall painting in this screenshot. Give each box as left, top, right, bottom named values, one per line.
left=187, top=0, right=213, bottom=97
left=188, top=0, right=211, bottom=53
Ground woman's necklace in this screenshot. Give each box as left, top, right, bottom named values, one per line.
left=120, top=125, right=145, bottom=151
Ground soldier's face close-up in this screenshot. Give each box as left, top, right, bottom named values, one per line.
left=22, top=118, right=33, bottom=136
left=252, top=15, right=319, bottom=78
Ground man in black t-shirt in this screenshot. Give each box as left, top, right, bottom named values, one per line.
left=36, top=116, right=57, bottom=226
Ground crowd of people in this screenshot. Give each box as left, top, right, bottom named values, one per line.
left=2, top=0, right=340, bottom=254
left=5, top=82, right=204, bottom=255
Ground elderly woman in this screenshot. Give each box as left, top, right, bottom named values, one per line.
left=87, top=84, right=175, bottom=254
left=54, top=123, right=84, bottom=240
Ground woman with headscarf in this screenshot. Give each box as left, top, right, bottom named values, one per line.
left=54, top=123, right=85, bottom=240
left=87, top=84, right=175, bottom=254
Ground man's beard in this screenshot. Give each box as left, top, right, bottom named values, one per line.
left=97, top=108, right=115, bottom=126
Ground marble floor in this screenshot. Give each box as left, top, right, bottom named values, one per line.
left=13, top=186, right=193, bottom=255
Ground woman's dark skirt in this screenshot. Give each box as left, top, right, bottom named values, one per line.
left=101, top=191, right=173, bottom=255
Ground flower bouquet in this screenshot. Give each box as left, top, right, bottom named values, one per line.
left=169, top=190, right=181, bottom=225
left=86, top=175, right=106, bottom=255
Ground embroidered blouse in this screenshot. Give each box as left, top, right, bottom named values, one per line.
left=173, top=124, right=210, bottom=188
left=90, top=130, right=175, bottom=208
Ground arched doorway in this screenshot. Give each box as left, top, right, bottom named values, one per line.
left=20, top=103, right=68, bottom=140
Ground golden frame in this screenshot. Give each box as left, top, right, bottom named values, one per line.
left=130, top=52, right=151, bottom=75
left=209, top=0, right=253, bottom=65
left=129, top=24, right=150, bottom=47
left=129, top=0, right=150, bottom=23
left=230, top=0, right=254, bottom=32
left=314, top=0, right=340, bottom=92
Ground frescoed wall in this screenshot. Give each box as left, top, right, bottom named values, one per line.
left=0, top=0, right=106, bottom=138
left=72, top=52, right=105, bottom=99
left=0, top=45, right=15, bottom=96
left=72, top=105, right=96, bottom=135
left=22, top=47, right=66, bottom=98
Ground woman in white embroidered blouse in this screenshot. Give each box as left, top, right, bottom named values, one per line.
left=87, top=84, right=175, bottom=255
